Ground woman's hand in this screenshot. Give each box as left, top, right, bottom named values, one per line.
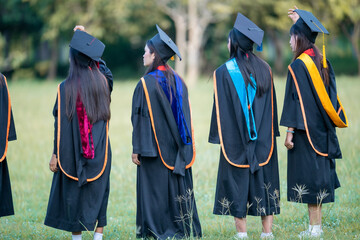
left=132, top=153, right=140, bottom=166
left=288, top=6, right=299, bottom=23
left=49, top=154, right=58, bottom=172
left=73, top=25, right=85, bottom=32
left=284, top=128, right=295, bottom=150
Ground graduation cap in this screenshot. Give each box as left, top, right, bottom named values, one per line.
left=150, top=25, right=182, bottom=62
left=69, top=30, right=105, bottom=62
left=294, top=9, right=329, bottom=35
left=291, top=9, right=329, bottom=68
left=233, top=13, right=264, bottom=51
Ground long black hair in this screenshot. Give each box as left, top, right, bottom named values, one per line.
left=290, top=27, right=329, bottom=86
left=145, top=40, right=186, bottom=103
left=64, top=48, right=111, bottom=124
left=228, top=28, right=271, bottom=97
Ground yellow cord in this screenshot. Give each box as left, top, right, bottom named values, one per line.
left=322, top=33, right=327, bottom=68
left=312, top=20, right=327, bottom=68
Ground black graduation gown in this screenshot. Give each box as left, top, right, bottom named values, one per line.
left=44, top=60, right=113, bottom=232
left=0, top=74, right=17, bottom=217
left=280, top=57, right=341, bottom=204
left=209, top=62, right=280, bottom=218
left=131, top=74, right=202, bottom=239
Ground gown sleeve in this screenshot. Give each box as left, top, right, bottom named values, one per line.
left=99, top=59, right=113, bottom=93
left=280, top=63, right=305, bottom=130
left=208, top=95, right=220, bottom=144
left=0, top=74, right=16, bottom=141
left=52, top=96, right=58, bottom=156
left=131, top=81, right=157, bottom=157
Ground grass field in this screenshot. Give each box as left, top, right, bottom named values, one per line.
left=1, top=75, right=359, bottom=239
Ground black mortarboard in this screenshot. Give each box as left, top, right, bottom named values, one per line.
left=149, top=25, right=182, bottom=62
left=69, top=30, right=105, bottom=62
left=295, top=9, right=329, bottom=35
left=290, top=9, right=329, bottom=43
left=233, top=13, right=264, bottom=48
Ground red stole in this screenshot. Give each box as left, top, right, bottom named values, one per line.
left=76, top=96, right=94, bottom=159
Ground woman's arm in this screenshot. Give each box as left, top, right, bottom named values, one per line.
left=50, top=95, right=59, bottom=172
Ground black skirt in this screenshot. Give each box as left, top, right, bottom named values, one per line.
left=0, top=158, right=14, bottom=217
left=287, top=130, right=340, bottom=204
left=136, top=155, right=202, bottom=239
left=213, top=141, right=280, bottom=218
left=44, top=153, right=111, bottom=232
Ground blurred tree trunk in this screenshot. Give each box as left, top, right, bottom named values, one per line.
left=267, top=29, right=284, bottom=74
left=187, top=0, right=200, bottom=86
left=158, top=0, right=187, bottom=77
left=4, top=31, right=11, bottom=72
left=47, top=38, right=59, bottom=80
left=341, top=22, right=360, bottom=76
left=174, top=15, right=187, bottom=77
left=187, top=0, right=212, bottom=86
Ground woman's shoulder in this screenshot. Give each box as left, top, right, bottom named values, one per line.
left=214, top=63, right=228, bottom=75
left=59, top=80, right=67, bottom=89
left=135, top=75, right=155, bottom=91
left=143, top=73, right=156, bottom=81
left=289, top=58, right=306, bottom=70
left=256, top=56, right=271, bottom=70
left=326, top=58, right=334, bottom=71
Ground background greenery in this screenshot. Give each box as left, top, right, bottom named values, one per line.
left=1, top=0, right=359, bottom=238
left=1, top=0, right=360, bottom=83
left=0, top=76, right=359, bottom=239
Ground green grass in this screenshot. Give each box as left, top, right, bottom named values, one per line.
left=1, top=76, right=359, bottom=239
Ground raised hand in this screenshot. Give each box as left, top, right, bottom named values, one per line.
left=288, top=6, right=299, bottom=24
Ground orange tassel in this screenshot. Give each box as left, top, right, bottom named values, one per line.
left=170, top=56, right=175, bottom=61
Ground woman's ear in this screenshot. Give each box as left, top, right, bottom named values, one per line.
left=151, top=53, right=155, bottom=60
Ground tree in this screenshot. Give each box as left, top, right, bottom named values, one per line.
left=0, top=0, right=42, bottom=74
left=156, top=0, right=235, bottom=85
left=236, top=0, right=292, bottom=74
left=328, top=0, right=360, bottom=75
left=28, top=0, right=167, bottom=80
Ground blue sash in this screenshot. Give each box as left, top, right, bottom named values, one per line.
left=148, top=69, right=192, bottom=145
left=225, top=58, right=257, bottom=141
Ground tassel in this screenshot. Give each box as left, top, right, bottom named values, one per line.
left=311, top=21, right=328, bottom=69
left=256, top=42, right=263, bottom=52
left=171, top=56, right=175, bottom=61
left=322, top=33, right=327, bottom=68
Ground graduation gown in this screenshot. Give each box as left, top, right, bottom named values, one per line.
left=280, top=53, right=341, bottom=204
left=44, top=60, right=113, bottom=232
left=0, top=74, right=17, bottom=217
left=131, top=73, right=202, bottom=239
left=209, top=61, right=280, bottom=218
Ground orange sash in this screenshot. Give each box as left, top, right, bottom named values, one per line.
left=56, top=84, right=109, bottom=182
left=213, top=69, right=274, bottom=168
left=298, top=53, right=348, bottom=128
left=140, top=77, right=196, bottom=170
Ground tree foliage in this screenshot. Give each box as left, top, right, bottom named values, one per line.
left=0, top=0, right=359, bottom=80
